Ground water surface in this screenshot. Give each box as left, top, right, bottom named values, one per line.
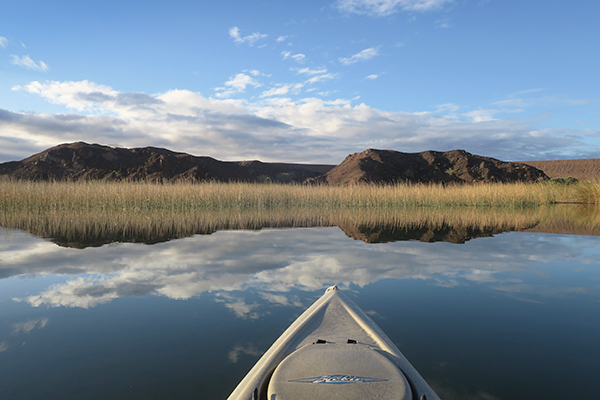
left=1, top=209, right=599, bottom=400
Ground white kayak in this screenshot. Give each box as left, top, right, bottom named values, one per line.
left=228, top=285, right=441, bottom=400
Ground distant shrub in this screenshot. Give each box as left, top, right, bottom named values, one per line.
left=549, top=177, right=579, bottom=185
left=275, top=172, right=293, bottom=183
left=257, top=174, right=272, bottom=184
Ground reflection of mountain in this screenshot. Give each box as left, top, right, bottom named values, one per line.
left=337, top=224, right=509, bottom=244
left=42, top=221, right=517, bottom=247
left=2, top=205, right=598, bottom=248
left=5, top=223, right=600, bottom=310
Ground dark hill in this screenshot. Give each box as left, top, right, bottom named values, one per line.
left=0, top=143, right=548, bottom=184
left=310, top=149, right=547, bottom=185
left=0, top=142, right=329, bottom=183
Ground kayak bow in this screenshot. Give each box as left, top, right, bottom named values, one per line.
left=228, top=286, right=441, bottom=400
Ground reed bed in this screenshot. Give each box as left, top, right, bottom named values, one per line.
left=1, top=180, right=597, bottom=247
left=0, top=179, right=589, bottom=214
left=574, top=180, right=600, bottom=205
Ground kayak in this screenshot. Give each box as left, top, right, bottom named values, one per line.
left=227, top=285, right=441, bottom=400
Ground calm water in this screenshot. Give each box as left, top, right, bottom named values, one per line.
left=1, top=220, right=599, bottom=399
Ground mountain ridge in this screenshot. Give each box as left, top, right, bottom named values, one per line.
left=0, top=142, right=329, bottom=183
left=0, top=142, right=550, bottom=184
left=309, top=148, right=547, bottom=184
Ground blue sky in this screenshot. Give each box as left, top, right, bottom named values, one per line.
left=1, top=0, right=599, bottom=163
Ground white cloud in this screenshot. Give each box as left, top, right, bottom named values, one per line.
left=315, top=90, right=339, bottom=97
left=260, top=83, right=304, bottom=98
left=366, top=74, right=379, bottom=80
left=282, top=51, right=306, bottom=62
left=214, top=73, right=261, bottom=98
left=224, top=73, right=260, bottom=91
left=276, top=35, right=288, bottom=43
left=339, top=47, right=380, bottom=65
left=229, top=26, right=268, bottom=46
left=493, top=95, right=590, bottom=108
left=13, top=80, right=113, bottom=108
left=462, top=108, right=501, bottom=123
left=305, top=73, right=339, bottom=84
left=10, top=55, right=49, bottom=71
left=229, top=27, right=241, bottom=40
left=295, top=67, right=328, bottom=75
left=514, top=88, right=545, bottom=95
left=3, top=79, right=599, bottom=164
left=260, top=86, right=290, bottom=97
left=490, top=89, right=589, bottom=109
left=434, top=17, right=452, bottom=28
left=336, top=0, right=453, bottom=16
left=0, top=36, right=8, bottom=48
left=0, top=342, right=7, bottom=352
left=436, top=103, right=460, bottom=113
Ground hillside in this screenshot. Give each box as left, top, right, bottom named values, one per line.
left=0, top=143, right=551, bottom=184
left=310, top=149, right=547, bottom=185
left=521, top=159, right=600, bottom=181
left=0, top=142, right=328, bottom=183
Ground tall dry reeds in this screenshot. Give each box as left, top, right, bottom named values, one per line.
left=1, top=180, right=597, bottom=247
left=574, top=180, right=600, bottom=205
left=0, top=179, right=585, bottom=214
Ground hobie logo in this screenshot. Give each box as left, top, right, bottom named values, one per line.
left=291, top=375, right=387, bottom=384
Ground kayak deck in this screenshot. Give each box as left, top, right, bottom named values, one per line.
left=227, top=286, right=441, bottom=400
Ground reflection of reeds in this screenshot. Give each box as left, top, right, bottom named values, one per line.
left=523, top=204, right=600, bottom=236
left=2, top=202, right=598, bottom=247
left=1, top=180, right=598, bottom=246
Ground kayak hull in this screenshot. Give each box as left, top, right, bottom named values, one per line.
left=227, top=286, right=441, bottom=400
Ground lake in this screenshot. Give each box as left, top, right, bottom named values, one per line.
left=1, top=207, right=599, bottom=399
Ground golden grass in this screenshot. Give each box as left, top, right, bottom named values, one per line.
left=574, top=180, right=600, bottom=205
left=1, top=180, right=599, bottom=246
left=0, top=179, right=591, bottom=214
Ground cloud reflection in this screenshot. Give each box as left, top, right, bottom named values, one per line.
left=2, top=227, right=600, bottom=313
left=215, top=293, right=262, bottom=319
left=12, top=317, right=49, bottom=334
left=228, top=344, right=263, bottom=363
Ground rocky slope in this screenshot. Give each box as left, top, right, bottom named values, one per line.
left=310, top=148, right=547, bottom=185
left=0, top=142, right=328, bottom=183
left=0, top=143, right=548, bottom=184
